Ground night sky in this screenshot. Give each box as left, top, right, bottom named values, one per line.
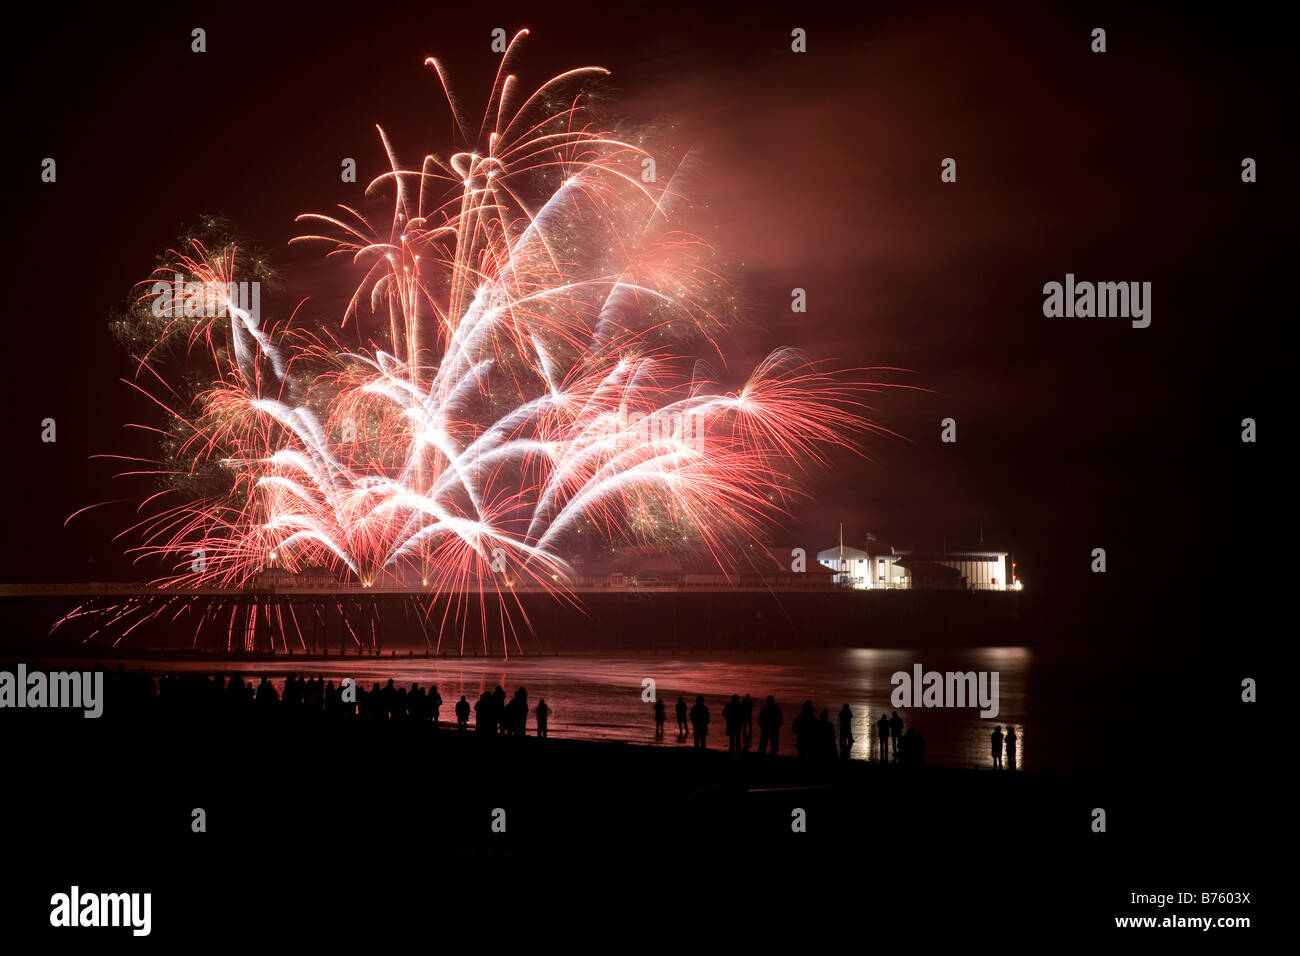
left=5, top=1, right=1288, bottom=612
left=0, top=6, right=1284, bottom=936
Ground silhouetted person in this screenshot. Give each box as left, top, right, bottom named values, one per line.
left=818, top=709, right=836, bottom=758
left=1005, top=725, right=1017, bottom=769
left=536, top=699, right=549, bottom=737
left=474, top=692, right=492, bottom=732
left=455, top=695, right=470, bottom=730
left=492, top=685, right=507, bottom=734
left=723, top=694, right=743, bottom=753
left=653, top=699, right=666, bottom=736
left=792, top=700, right=816, bottom=758
left=255, top=676, right=278, bottom=715
left=504, top=692, right=525, bottom=737
left=740, top=694, right=755, bottom=751
left=429, top=685, right=443, bottom=727
left=675, top=697, right=689, bottom=738
left=838, top=704, right=853, bottom=757
left=991, top=725, right=1004, bottom=769
left=690, top=695, right=710, bottom=750
left=889, top=711, right=903, bottom=754
left=876, top=713, right=890, bottom=761
left=507, top=687, right=528, bottom=736
left=226, top=673, right=246, bottom=711
left=758, top=695, right=782, bottom=755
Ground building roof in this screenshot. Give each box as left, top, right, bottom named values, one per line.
left=817, top=545, right=871, bottom=562
left=897, top=550, right=1008, bottom=560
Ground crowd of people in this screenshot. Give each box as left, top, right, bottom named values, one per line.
left=31, top=665, right=1035, bottom=768
left=463, top=685, right=550, bottom=736
left=656, top=692, right=929, bottom=766
left=121, top=667, right=447, bottom=724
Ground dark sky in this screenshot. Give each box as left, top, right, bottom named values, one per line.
left=4, top=1, right=1289, bottom=603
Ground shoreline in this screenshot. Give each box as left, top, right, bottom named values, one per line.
left=2, top=653, right=1029, bottom=772
left=5, top=659, right=1257, bottom=937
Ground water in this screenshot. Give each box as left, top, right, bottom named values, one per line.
left=100, top=647, right=1032, bottom=769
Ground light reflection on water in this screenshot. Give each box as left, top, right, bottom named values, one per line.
left=115, top=648, right=1030, bottom=770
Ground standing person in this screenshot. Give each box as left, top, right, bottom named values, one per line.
left=723, top=694, right=743, bottom=754
left=689, top=695, right=710, bottom=750
left=838, top=704, right=854, bottom=758
left=818, top=709, right=836, bottom=758
left=792, top=701, right=816, bottom=758
left=889, top=711, right=903, bottom=755
left=876, top=713, right=891, bottom=762
left=991, top=726, right=1004, bottom=769
left=653, top=699, right=666, bottom=737
left=758, top=696, right=783, bottom=755
left=536, top=699, right=549, bottom=738
left=740, top=694, right=755, bottom=751
left=504, top=691, right=525, bottom=736
left=491, top=685, right=507, bottom=734
left=514, top=688, right=529, bottom=735
left=675, top=697, right=689, bottom=739
left=1005, top=725, right=1017, bottom=769
left=455, top=695, right=470, bottom=731
left=429, top=685, right=443, bottom=728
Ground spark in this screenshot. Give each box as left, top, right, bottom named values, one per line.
left=72, top=36, right=888, bottom=656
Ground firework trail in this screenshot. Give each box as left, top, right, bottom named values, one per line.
left=71, top=31, right=887, bottom=654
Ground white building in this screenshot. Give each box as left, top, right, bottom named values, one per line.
left=816, top=544, right=908, bottom=589
left=899, top=550, right=1009, bottom=591
left=817, top=542, right=1012, bottom=591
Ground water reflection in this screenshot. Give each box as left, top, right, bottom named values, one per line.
left=109, top=648, right=1030, bottom=769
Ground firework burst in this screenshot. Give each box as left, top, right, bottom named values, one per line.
left=72, top=31, right=888, bottom=654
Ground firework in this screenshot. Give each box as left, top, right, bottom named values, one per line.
left=74, top=31, right=884, bottom=654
